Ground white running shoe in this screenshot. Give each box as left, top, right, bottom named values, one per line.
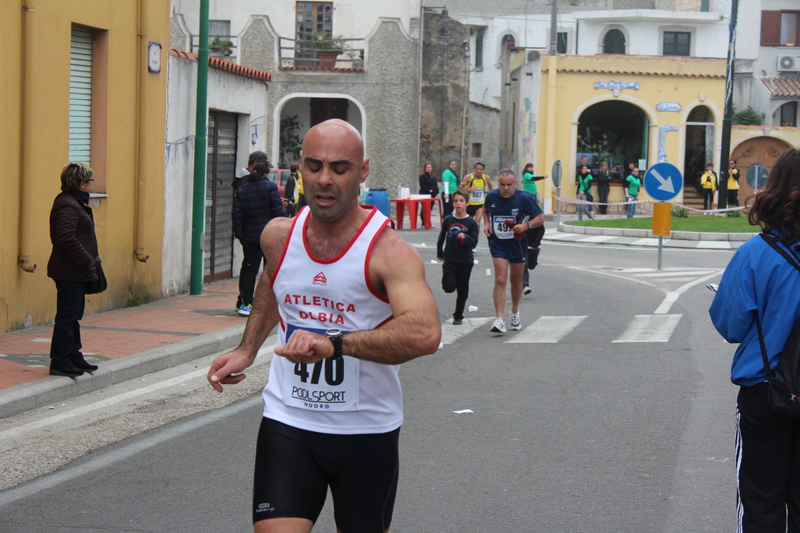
left=523, top=286, right=532, bottom=295
left=491, top=318, right=507, bottom=333
left=510, top=312, right=521, bottom=330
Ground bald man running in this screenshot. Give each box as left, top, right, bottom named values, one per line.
left=208, top=119, right=441, bottom=533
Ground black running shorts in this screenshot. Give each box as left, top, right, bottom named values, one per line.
left=252, top=417, right=400, bottom=533
left=466, top=204, right=483, bottom=217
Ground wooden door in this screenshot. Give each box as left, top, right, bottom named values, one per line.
left=731, top=136, right=792, bottom=205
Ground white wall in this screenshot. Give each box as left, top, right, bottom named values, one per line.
left=464, top=14, right=564, bottom=107
left=577, top=18, right=728, bottom=57
left=464, top=9, right=729, bottom=117
left=163, top=54, right=270, bottom=296
left=172, top=0, right=420, bottom=43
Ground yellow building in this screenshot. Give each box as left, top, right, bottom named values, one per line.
left=1, top=0, right=170, bottom=332
left=504, top=51, right=800, bottom=212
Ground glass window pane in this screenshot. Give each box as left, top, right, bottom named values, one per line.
left=324, top=23, right=331, bottom=32
left=297, top=14, right=303, bottom=22
left=325, top=4, right=331, bottom=12
left=325, top=14, right=331, bottom=22
left=317, top=13, right=323, bottom=22
left=305, top=14, right=311, bottom=22
left=781, top=13, right=798, bottom=45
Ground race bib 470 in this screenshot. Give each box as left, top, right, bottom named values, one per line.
left=281, top=324, right=359, bottom=411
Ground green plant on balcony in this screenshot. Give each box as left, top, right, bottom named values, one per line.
left=209, top=37, right=234, bottom=56
left=307, top=33, right=348, bottom=54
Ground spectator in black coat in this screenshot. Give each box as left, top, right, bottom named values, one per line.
left=418, top=163, right=440, bottom=227
left=232, top=163, right=285, bottom=316
left=47, top=163, right=102, bottom=378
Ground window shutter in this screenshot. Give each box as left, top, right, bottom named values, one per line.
left=761, top=11, right=781, bottom=46
left=69, top=27, right=93, bottom=164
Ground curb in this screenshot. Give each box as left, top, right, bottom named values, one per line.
left=0, top=324, right=245, bottom=420
left=557, top=223, right=756, bottom=242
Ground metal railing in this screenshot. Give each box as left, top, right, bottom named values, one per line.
left=190, top=35, right=239, bottom=61
left=278, top=36, right=365, bottom=69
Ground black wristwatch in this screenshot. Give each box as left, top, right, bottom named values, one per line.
left=325, top=329, right=344, bottom=360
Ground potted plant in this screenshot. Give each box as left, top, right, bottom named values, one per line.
left=209, top=37, right=234, bottom=57
left=308, top=33, right=347, bottom=67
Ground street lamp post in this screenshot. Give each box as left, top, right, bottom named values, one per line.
left=717, top=0, right=739, bottom=211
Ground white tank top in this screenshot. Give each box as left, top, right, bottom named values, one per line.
left=262, top=206, right=403, bottom=434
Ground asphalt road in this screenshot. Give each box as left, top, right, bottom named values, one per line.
left=0, top=227, right=739, bottom=532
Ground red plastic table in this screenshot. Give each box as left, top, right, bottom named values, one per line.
left=390, top=197, right=443, bottom=231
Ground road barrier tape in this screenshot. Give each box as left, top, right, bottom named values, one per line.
left=551, top=187, right=746, bottom=215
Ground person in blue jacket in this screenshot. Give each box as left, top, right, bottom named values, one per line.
left=232, top=162, right=285, bottom=316
left=709, top=148, right=800, bottom=532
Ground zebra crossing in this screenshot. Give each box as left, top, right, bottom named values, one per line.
left=440, top=313, right=684, bottom=346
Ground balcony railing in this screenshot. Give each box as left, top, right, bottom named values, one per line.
left=279, top=36, right=365, bottom=69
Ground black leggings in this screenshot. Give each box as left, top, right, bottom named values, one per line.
left=239, top=242, right=265, bottom=307
left=442, top=262, right=473, bottom=320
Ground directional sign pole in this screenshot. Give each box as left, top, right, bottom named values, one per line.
left=645, top=163, right=682, bottom=271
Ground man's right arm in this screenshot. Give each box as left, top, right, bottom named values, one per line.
left=207, top=218, right=292, bottom=392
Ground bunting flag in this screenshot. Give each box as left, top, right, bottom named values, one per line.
left=165, top=135, right=196, bottom=165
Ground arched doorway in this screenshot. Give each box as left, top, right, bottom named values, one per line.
left=683, top=105, right=715, bottom=192
left=731, top=136, right=793, bottom=204
left=576, top=100, right=648, bottom=173
left=274, top=94, right=365, bottom=167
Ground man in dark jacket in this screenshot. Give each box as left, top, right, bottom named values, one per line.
left=232, top=163, right=285, bottom=316
left=47, top=162, right=102, bottom=377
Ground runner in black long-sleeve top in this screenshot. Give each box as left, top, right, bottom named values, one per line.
left=437, top=189, right=478, bottom=325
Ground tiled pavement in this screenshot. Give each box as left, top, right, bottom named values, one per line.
left=0, top=280, right=245, bottom=395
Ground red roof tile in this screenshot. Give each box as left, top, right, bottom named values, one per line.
left=169, top=49, right=272, bottom=82
left=760, top=77, right=800, bottom=98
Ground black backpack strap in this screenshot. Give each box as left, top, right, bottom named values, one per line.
left=752, top=309, right=774, bottom=380
left=760, top=233, right=800, bottom=274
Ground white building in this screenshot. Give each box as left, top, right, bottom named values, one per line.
left=735, top=0, right=800, bottom=127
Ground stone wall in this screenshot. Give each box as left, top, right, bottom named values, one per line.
left=240, top=16, right=421, bottom=195
left=420, top=12, right=471, bottom=178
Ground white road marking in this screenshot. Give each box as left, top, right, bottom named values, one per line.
left=613, top=314, right=682, bottom=343
left=506, top=316, right=588, bottom=344
left=696, top=241, right=732, bottom=249
left=440, top=318, right=493, bottom=345
left=654, top=271, right=722, bottom=314
left=629, top=238, right=662, bottom=246
left=578, top=235, right=616, bottom=243
left=0, top=345, right=274, bottom=441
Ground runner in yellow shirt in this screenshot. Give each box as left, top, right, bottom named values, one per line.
left=460, top=162, right=493, bottom=230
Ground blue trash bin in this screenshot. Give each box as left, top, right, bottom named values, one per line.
left=364, top=188, right=390, bottom=218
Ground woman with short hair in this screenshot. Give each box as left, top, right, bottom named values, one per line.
left=47, top=163, right=102, bottom=377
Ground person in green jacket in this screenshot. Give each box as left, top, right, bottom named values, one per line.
left=521, top=162, right=547, bottom=202
left=576, top=166, right=594, bottom=220
left=441, top=160, right=460, bottom=217
left=624, top=168, right=642, bottom=218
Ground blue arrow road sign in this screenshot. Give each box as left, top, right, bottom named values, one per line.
left=644, top=162, right=683, bottom=202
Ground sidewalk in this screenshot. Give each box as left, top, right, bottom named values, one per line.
left=0, top=222, right=750, bottom=420
left=0, top=280, right=246, bottom=418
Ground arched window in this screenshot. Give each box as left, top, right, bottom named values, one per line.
left=603, top=29, right=626, bottom=55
